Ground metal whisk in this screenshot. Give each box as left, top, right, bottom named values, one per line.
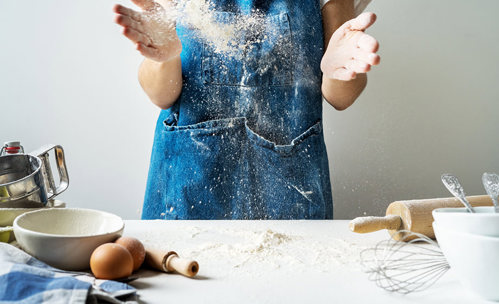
left=360, top=230, right=449, bottom=294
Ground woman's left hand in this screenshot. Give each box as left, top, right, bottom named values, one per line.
left=321, top=12, right=380, bottom=81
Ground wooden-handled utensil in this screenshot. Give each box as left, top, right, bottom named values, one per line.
left=145, top=247, right=199, bottom=278
left=349, top=195, right=492, bottom=241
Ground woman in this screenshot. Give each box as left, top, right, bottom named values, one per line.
left=113, top=0, right=380, bottom=219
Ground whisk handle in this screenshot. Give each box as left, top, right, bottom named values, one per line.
left=349, top=215, right=402, bottom=233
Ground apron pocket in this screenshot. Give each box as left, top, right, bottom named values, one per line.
left=245, top=120, right=328, bottom=219
left=150, top=117, right=328, bottom=220
left=160, top=117, right=250, bottom=219
left=201, top=12, right=294, bottom=87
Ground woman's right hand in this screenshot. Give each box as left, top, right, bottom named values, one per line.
left=113, top=0, right=182, bottom=62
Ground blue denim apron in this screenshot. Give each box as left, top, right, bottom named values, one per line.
left=142, top=0, right=333, bottom=220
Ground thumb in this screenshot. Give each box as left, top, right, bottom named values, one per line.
left=342, top=12, right=377, bottom=32
left=131, top=0, right=158, bottom=10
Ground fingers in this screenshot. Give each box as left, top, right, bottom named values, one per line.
left=330, top=52, right=379, bottom=80
left=324, top=12, right=380, bottom=81
left=332, top=68, right=356, bottom=81
left=114, top=4, right=142, bottom=22
left=351, top=32, right=380, bottom=68
left=115, top=14, right=144, bottom=32
left=124, top=27, right=153, bottom=45
left=353, top=48, right=380, bottom=66
left=345, top=59, right=370, bottom=73
left=323, top=54, right=377, bottom=81
left=345, top=12, right=377, bottom=32
left=342, top=47, right=381, bottom=76
left=114, top=4, right=151, bottom=45
left=357, top=33, right=379, bottom=53
left=131, top=0, right=158, bottom=10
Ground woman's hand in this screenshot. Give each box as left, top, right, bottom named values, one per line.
left=321, top=12, right=380, bottom=81
left=113, top=0, right=182, bottom=62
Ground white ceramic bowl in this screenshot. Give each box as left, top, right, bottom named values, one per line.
left=13, top=208, right=124, bottom=270
left=433, top=222, right=499, bottom=301
left=432, top=206, right=499, bottom=237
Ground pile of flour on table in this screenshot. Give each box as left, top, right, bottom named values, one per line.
left=140, top=225, right=369, bottom=278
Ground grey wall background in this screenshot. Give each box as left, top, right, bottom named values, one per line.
left=1, top=1, right=498, bottom=219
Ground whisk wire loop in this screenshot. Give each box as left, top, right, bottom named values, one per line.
left=360, top=230, right=450, bottom=294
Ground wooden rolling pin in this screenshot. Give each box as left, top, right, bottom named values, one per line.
left=145, top=248, right=199, bottom=278
left=349, top=195, right=492, bottom=241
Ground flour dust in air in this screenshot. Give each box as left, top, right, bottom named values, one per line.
left=155, top=0, right=270, bottom=55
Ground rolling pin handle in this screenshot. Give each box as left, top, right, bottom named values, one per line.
left=164, top=251, right=199, bottom=278
left=145, top=248, right=199, bottom=278
left=349, top=215, right=402, bottom=233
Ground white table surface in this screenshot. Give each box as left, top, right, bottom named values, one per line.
left=124, top=220, right=493, bottom=304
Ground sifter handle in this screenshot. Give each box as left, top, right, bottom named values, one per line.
left=31, top=145, right=69, bottom=200
left=349, top=215, right=402, bottom=233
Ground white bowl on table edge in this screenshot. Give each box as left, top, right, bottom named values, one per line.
left=432, top=206, right=499, bottom=237
left=433, top=222, right=499, bottom=301
left=13, top=208, right=124, bottom=271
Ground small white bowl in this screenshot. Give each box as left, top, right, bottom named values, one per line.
left=0, top=199, right=65, bottom=227
left=432, top=206, right=499, bottom=237
left=13, top=208, right=124, bottom=270
left=433, top=222, right=499, bottom=301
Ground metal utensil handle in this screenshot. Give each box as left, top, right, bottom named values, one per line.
left=441, top=173, right=475, bottom=213
left=31, top=145, right=69, bottom=200
left=482, top=172, right=499, bottom=213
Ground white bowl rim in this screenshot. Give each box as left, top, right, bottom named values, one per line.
left=0, top=199, right=65, bottom=212
left=13, top=208, right=124, bottom=239
left=433, top=221, right=499, bottom=242
left=433, top=206, right=499, bottom=216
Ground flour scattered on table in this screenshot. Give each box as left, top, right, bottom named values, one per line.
left=140, top=226, right=368, bottom=278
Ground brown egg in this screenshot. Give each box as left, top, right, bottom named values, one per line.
left=115, top=236, right=146, bottom=271
left=90, top=243, right=133, bottom=279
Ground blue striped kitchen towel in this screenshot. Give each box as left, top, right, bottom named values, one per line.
left=0, top=242, right=137, bottom=304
